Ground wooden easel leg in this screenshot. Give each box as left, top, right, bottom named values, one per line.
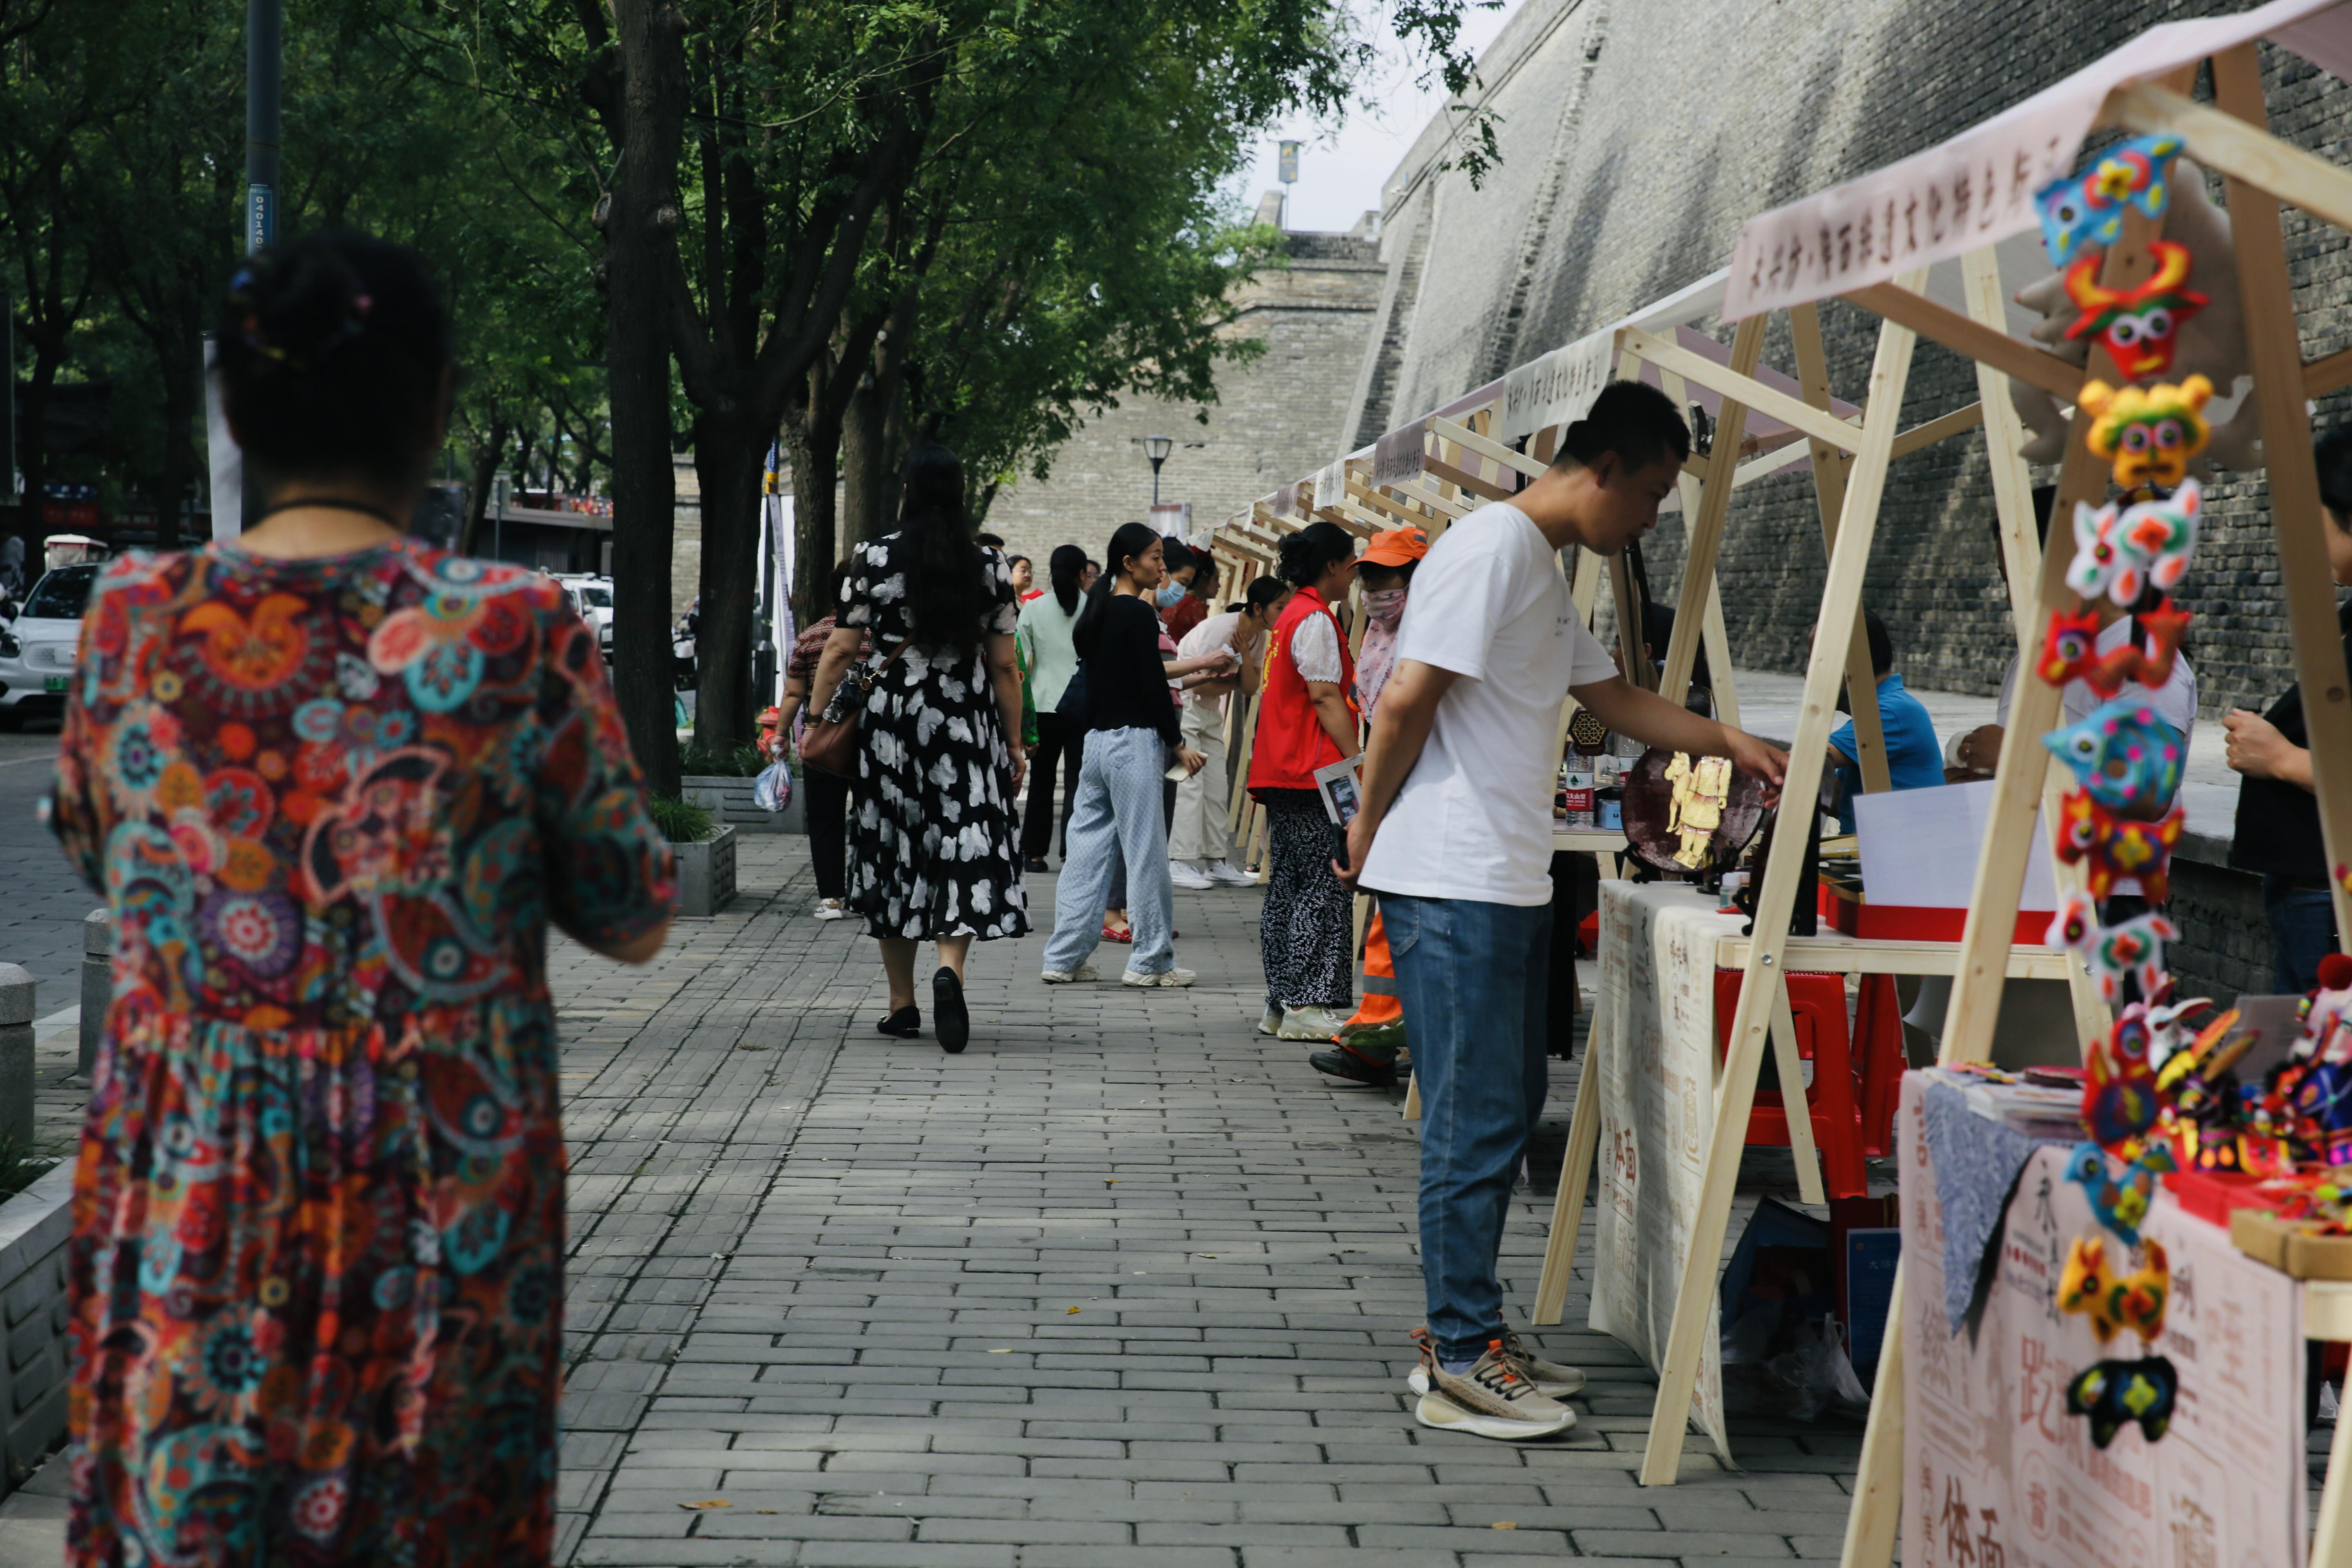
left=1638, top=283, right=1924, bottom=1486
left=1768, top=974, right=1827, bottom=1207
left=1402, top=1071, right=1421, bottom=1122
left=1791, top=304, right=1891, bottom=797
left=1702, top=578, right=1742, bottom=728
left=1836, top=1266, right=1907, bottom=1568
left=1535, top=993, right=1608, bottom=1325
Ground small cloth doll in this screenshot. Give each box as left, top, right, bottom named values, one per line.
left=2054, top=791, right=2183, bottom=902
left=2081, top=1033, right=2162, bottom=1158
left=2048, top=895, right=2178, bottom=1006
left=2064, top=241, right=2207, bottom=379
left=2064, top=1139, right=2177, bottom=1244
left=2115, top=480, right=2201, bottom=593
left=2058, top=1235, right=2170, bottom=1345
left=2066, top=1356, right=2179, bottom=1448
left=2080, top=376, right=2213, bottom=490
left=2035, top=133, right=2186, bottom=266
left=2044, top=698, right=2186, bottom=813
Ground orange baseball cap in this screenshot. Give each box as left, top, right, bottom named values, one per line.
left=1361, top=527, right=1428, bottom=567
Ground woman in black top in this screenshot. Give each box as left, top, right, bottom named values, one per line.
left=2225, top=425, right=2352, bottom=991
left=1038, top=522, right=1232, bottom=986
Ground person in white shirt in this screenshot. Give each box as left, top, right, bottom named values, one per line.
left=1336, top=380, right=1786, bottom=1443
left=1169, top=577, right=1290, bottom=888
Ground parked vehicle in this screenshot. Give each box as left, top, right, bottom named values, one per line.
left=0, top=562, right=102, bottom=728
left=552, top=573, right=616, bottom=657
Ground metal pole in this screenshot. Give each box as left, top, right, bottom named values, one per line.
left=246, top=0, right=281, bottom=253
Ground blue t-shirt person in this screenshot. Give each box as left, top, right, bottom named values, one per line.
left=1829, top=670, right=1943, bottom=830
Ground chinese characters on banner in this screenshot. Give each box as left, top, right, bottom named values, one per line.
left=1311, top=459, right=1349, bottom=512
left=1370, top=420, right=1428, bottom=492
left=1897, top=1076, right=2305, bottom=1568
left=1589, top=882, right=1737, bottom=1462
left=1722, top=0, right=2352, bottom=318
left=1499, top=328, right=1619, bottom=445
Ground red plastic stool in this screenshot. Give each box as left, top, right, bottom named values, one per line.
left=1712, top=969, right=1905, bottom=1200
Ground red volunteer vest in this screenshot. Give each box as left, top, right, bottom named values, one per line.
left=1251, top=586, right=1359, bottom=795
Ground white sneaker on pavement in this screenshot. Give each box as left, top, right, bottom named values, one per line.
left=1256, top=1005, right=1284, bottom=1036
left=1039, top=965, right=1100, bottom=984
left=1122, top=967, right=1197, bottom=988
left=1207, top=860, right=1256, bottom=887
left=1408, top=1327, right=1586, bottom=1398
left=813, top=898, right=846, bottom=920
left=1413, top=1339, right=1578, bottom=1441
left=1275, top=1004, right=1351, bottom=1041
left=1167, top=861, right=1216, bottom=890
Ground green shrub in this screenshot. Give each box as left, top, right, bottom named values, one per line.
left=648, top=794, right=717, bottom=843
left=0, top=1136, right=58, bottom=1203
left=678, top=740, right=766, bottom=777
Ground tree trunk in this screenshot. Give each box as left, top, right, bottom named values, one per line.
left=839, top=370, right=890, bottom=546
left=151, top=325, right=199, bottom=550
left=690, top=410, right=766, bottom=754
left=460, top=412, right=510, bottom=557
left=602, top=0, right=690, bottom=797
left=780, top=386, right=838, bottom=626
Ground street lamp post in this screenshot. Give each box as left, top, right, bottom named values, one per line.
left=1140, top=434, right=1173, bottom=506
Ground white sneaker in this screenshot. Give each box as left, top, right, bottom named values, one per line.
left=1413, top=1340, right=1578, bottom=1441
left=1276, top=1004, right=1352, bottom=1042
left=1257, top=1006, right=1284, bottom=1036
left=1123, top=967, right=1196, bottom=988
left=1040, top=965, right=1099, bottom=984
left=1207, top=860, right=1256, bottom=887
left=813, top=898, right=846, bottom=920
left=1167, top=861, right=1215, bottom=891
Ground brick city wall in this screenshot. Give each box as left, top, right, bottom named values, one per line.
left=988, top=225, right=1385, bottom=570
left=1358, top=0, right=2352, bottom=718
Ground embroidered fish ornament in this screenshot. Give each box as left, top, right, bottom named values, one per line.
left=2064, top=241, right=2207, bottom=379
left=2044, top=698, right=2185, bottom=812
left=2067, top=1355, right=2179, bottom=1448
left=2034, top=134, right=2186, bottom=267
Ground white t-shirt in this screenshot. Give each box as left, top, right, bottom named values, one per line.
left=1360, top=503, right=1618, bottom=906
left=1178, top=610, right=1245, bottom=713
left=1994, top=618, right=2196, bottom=899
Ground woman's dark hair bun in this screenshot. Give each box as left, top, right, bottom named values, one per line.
left=217, top=231, right=454, bottom=493
left=1276, top=520, right=1355, bottom=588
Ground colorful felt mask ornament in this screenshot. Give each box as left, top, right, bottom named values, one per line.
left=2033, top=134, right=2185, bottom=267
left=2081, top=1035, right=2162, bottom=1157
left=2115, top=479, right=2201, bottom=593
left=2044, top=698, right=2185, bottom=812
left=2080, top=376, right=2213, bottom=490
left=2054, top=792, right=2183, bottom=902
left=2063, top=241, right=2207, bottom=379
left=2039, top=606, right=2105, bottom=687
left=2066, top=1356, right=2178, bottom=1448
left=2058, top=1235, right=2170, bottom=1345
left=2063, top=1139, right=2176, bottom=1244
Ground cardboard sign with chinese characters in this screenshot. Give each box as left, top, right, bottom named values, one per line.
left=1589, top=880, right=1738, bottom=1461
left=1897, top=1076, right=2305, bottom=1568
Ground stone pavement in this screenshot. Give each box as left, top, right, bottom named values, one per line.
left=546, top=834, right=1864, bottom=1567
left=0, top=728, right=87, bottom=999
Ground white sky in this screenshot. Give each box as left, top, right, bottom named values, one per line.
left=1232, top=1, right=1526, bottom=233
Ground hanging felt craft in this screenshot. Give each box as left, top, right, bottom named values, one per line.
left=2063, top=1138, right=2177, bottom=1244
left=2062, top=241, right=2207, bottom=379
left=2054, top=791, right=2183, bottom=902
left=2044, top=697, right=2186, bottom=811
left=2066, top=1356, right=2179, bottom=1448
left=2049, top=900, right=2179, bottom=1006
left=2058, top=1234, right=2170, bottom=1345
left=2038, top=601, right=2192, bottom=698
left=2034, top=134, right=2186, bottom=267
left=2081, top=1036, right=2162, bottom=1157
left=2080, top=376, right=2213, bottom=490
left=2115, top=479, right=2201, bottom=592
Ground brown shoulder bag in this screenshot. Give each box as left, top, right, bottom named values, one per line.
left=799, top=640, right=908, bottom=779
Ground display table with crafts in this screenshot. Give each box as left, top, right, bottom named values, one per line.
left=1531, top=881, right=2087, bottom=1452
left=1893, top=1065, right=2352, bottom=1566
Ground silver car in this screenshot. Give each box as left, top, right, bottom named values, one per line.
left=0, top=562, right=101, bottom=729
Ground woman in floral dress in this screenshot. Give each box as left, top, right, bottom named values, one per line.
left=49, top=233, right=675, bottom=1565
left=808, top=445, right=1027, bottom=1054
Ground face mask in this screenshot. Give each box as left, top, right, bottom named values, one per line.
left=1364, top=588, right=1407, bottom=625
left=1154, top=582, right=1186, bottom=608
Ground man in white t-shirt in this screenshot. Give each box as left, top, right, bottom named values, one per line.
left=1335, top=380, right=1787, bottom=1443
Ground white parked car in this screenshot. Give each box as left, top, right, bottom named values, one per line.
left=0, top=561, right=102, bottom=728
left=553, top=573, right=615, bottom=655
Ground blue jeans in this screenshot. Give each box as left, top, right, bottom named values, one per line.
left=2265, top=875, right=2341, bottom=993
left=1042, top=727, right=1176, bottom=976
left=1383, top=891, right=1553, bottom=1363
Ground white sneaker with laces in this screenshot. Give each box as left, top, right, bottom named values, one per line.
left=1206, top=860, right=1256, bottom=887
left=1167, top=861, right=1216, bottom=890
left=813, top=898, right=846, bottom=920
left=1123, top=967, right=1196, bottom=988
left=1413, top=1339, right=1577, bottom=1441
left=1275, top=1004, right=1351, bottom=1042
left=1256, top=1006, right=1284, bottom=1036
left=1408, top=1327, right=1586, bottom=1398
left=1039, top=965, right=1099, bottom=984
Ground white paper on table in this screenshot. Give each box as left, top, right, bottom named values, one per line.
left=1853, top=779, right=2059, bottom=915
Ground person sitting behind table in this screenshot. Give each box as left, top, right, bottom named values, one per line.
left=2225, top=424, right=2352, bottom=992
left=1813, top=608, right=1944, bottom=831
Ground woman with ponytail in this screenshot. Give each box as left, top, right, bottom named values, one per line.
left=1016, top=543, right=1090, bottom=868
left=807, top=444, right=1029, bottom=1053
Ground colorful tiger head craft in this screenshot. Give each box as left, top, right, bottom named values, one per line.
left=2064, top=241, right=2207, bottom=379
left=2080, top=376, right=2213, bottom=490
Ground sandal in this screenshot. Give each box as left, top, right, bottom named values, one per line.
left=876, top=1005, right=922, bottom=1038
left=1100, top=923, right=1133, bottom=944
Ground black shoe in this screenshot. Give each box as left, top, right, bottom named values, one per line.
left=877, top=1005, right=921, bottom=1038
left=1309, top=1047, right=1399, bottom=1088
left=1023, top=857, right=1050, bottom=874
left=933, top=968, right=969, bottom=1054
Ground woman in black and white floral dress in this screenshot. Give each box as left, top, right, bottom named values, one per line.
left=808, top=445, right=1029, bottom=1054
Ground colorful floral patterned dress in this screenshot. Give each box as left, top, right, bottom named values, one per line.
left=50, top=541, right=675, bottom=1566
